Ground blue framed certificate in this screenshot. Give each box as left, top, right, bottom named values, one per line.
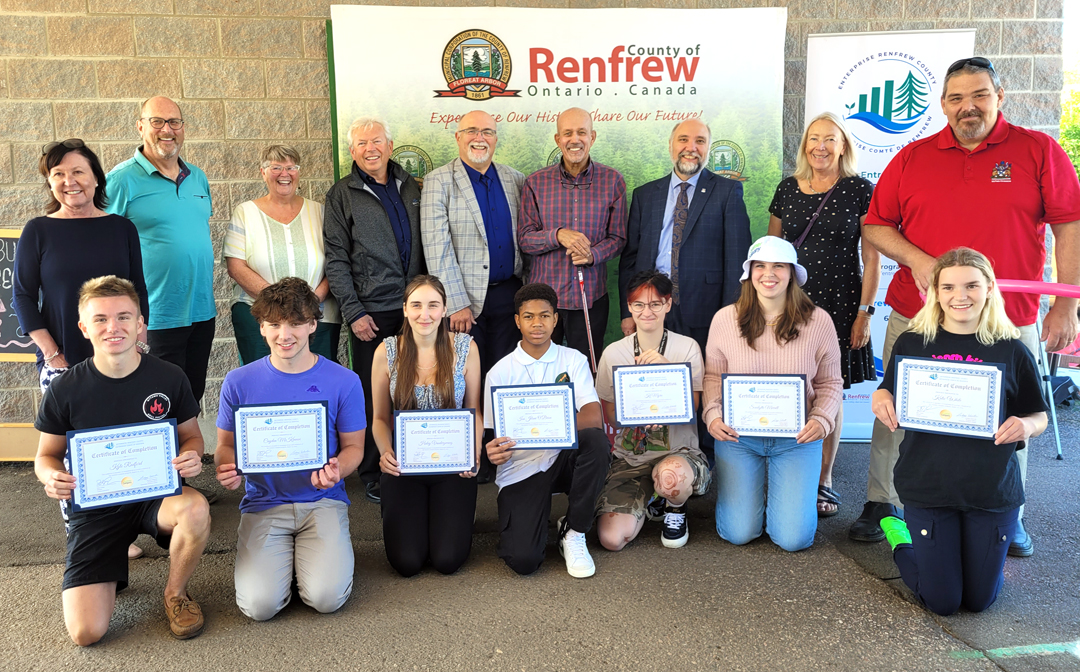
left=894, top=356, right=1004, bottom=438
left=612, top=363, right=694, bottom=427
left=722, top=374, right=806, bottom=437
left=491, top=383, right=577, bottom=450
left=67, top=419, right=181, bottom=512
left=234, top=401, right=329, bottom=474
left=394, top=408, right=476, bottom=474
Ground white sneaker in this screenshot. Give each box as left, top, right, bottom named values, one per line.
left=557, top=516, right=596, bottom=578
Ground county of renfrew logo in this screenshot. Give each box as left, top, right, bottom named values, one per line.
left=991, top=161, right=1012, bottom=182
left=436, top=29, right=520, bottom=100
left=391, top=145, right=434, bottom=180
left=709, top=140, right=748, bottom=182
left=840, top=55, right=938, bottom=152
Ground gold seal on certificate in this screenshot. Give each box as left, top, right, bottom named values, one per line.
left=721, top=374, right=806, bottom=437
left=66, top=419, right=182, bottom=512
left=612, top=363, right=694, bottom=427
left=234, top=401, right=329, bottom=474
left=394, top=409, right=476, bottom=474
left=894, top=356, right=1003, bottom=438
left=491, top=383, right=577, bottom=450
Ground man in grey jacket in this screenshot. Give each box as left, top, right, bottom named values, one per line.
left=324, top=116, right=424, bottom=504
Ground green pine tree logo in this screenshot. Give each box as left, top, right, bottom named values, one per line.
left=893, top=71, right=929, bottom=120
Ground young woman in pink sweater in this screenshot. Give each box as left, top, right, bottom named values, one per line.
left=703, top=236, right=843, bottom=551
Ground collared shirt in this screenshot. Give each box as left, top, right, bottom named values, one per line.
left=483, top=341, right=599, bottom=489
left=105, top=148, right=215, bottom=330
left=655, top=170, right=703, bottom=275
left=518, top=160, right=628, bottom=310
left=865, top=114, right=1080, bottom=325
left=463, top=162, right=515, bottom=284
left=358, top=169, right=411, bottom=272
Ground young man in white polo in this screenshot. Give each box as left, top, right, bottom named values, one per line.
left=215, top=277, right=366, bottom=621
left=34, top=275, right=210, bottom=645
left=484, top=282, right=611, bottom=578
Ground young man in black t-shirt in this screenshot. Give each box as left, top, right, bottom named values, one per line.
left=34, top=276, right=210, bottom=645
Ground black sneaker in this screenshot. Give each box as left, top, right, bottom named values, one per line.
left=848, top=501, right=903, bottom=542
left=661, top=504, right=688, bottom=548
left=365, top=481, right=381, bottom=504
left=645, top=493, right=666, bottom=521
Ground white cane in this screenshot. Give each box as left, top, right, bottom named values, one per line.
left=577, top=267, right=598, bottom=375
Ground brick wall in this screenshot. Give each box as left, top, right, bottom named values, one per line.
left=0, top=0, right=1065, bottom=424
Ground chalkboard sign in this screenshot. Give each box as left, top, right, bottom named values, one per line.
left=0, top=230, right=36, bottom=362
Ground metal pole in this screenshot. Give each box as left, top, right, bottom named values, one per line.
left=577, top=267, right=598, bottom=375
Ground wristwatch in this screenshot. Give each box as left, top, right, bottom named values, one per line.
left=858, top=304, right=875, bottom=316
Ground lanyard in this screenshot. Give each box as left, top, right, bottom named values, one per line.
left=633, top=329, right=669, bottom=358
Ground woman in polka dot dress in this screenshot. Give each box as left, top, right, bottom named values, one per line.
left=767, top=111, right=880, bottom=518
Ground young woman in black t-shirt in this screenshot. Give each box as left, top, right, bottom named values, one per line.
left=871, top=247, right=1047, bottom=616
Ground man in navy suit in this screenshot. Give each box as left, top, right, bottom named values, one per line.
left=619, top=119, right=751, bottom=353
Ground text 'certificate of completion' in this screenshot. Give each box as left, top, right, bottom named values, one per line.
left=895, top=356, right=1003, bottom=438
left=394, top=408, right=475, bottom=474
left=491, top=383, right=577, bottom=450
left=612, top=363, right=694, bottom=427
left=235, top=401, right=329, bottom=474
left=67, top=419, right=181, bottom=512
left=722, top=374, right=806, bottom=437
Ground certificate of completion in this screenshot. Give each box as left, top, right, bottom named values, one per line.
left=895, top=356, right=1003, bottom=438
left=394, top=408, right=476, bottom=474
left=722, top=374, right=806, bottom=437
left=491, top=383, right=577, bottom=450
left=612, top=363, right=694, bottom=427
left=234, top=401, right=329, bottom=474
left=67, top=419, right=181, bottom=512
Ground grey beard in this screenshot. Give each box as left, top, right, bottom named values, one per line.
left=676, top=157, right=702, bottom=176
left=954, top=116, right=986, bottom=141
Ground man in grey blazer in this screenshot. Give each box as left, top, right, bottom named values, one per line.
left=619, top=119, right=751, bottom=354
left=421, top=110, right=526, bottom=379
left=324, top=116, right=424, bottom=504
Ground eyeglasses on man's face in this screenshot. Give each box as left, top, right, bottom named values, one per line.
left=141, top=117, right=185, bottom=130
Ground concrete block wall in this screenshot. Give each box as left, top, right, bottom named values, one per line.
left=0, top=0, right=1065, bottom=424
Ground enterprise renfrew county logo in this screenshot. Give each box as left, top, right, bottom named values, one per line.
left=436, top=30, right=520, bottom=99
left=837, top=52, right=940, bottom=159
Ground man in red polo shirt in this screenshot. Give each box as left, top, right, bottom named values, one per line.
left=853, top=57, right=1080, bottom=557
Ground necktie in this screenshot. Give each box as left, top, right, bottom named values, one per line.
left=671, top=182, right=690, bottom=304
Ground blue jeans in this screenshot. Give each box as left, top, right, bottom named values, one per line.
left=714, top=436, right=822, bottom=551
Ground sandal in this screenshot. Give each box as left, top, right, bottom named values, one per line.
left=817, top=485, right=841, bottom=518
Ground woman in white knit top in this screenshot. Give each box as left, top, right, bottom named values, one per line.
left=703, top=236, right=843, bottom=551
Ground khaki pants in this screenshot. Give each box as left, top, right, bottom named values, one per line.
left=866, top=312, right=1039, bottom=520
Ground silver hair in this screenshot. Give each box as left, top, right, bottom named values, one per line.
left=347, top=117, right=392, bottom=146
left=259, top=143, right=301, bottom=169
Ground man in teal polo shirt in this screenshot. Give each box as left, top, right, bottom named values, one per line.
left=106, top=96, right=216, bottom=407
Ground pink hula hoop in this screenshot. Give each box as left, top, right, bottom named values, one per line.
left=996, top=279, right=1080, bottom=300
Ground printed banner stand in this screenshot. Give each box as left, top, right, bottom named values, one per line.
left=805, top=30, right=975, bottom=441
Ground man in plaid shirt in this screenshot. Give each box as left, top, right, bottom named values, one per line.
left=518, top=107, right=628, bottom=361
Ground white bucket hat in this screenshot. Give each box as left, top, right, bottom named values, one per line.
left=739, top=235, right=808, bottom=286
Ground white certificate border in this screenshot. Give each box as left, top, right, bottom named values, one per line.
left=235, top=402, right=329, bottom=473
left=612, top=363, right=694, bottom=427
left=895, top=357, right=1003, bottom=438
left=722, top=374, right=806, bottom=437
left=491, top=383, right=578, bottom=450
left=69, top=420, right=180, bottom=511
left=394, top=409, right=476, bottom=474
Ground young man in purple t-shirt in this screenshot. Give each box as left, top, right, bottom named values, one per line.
left=215, top=278, right=366, bottom=621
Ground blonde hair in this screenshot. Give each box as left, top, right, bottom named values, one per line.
left=793, top=111, right=859, bottom=183
left=908, top=247, right=1020, bottom=346
left=260, top=144, right=301, bottom=169
left=77, top=275, right=140, bottom=313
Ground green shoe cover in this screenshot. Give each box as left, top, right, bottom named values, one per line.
left=880, top=516, right=912, bottom=551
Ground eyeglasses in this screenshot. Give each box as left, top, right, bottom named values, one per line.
left=946, top=57, right=995, bottom=75
left=141, top=117, right=185, bottom=130
left=459, top=128, right=497, bottom=139
left=41, top=138, right=85, bottom=155
left=559, top=179, right=592, bottom=190
left=267, top=165, right=300, bottom=174
left=629, top=301, right=667, bottom=313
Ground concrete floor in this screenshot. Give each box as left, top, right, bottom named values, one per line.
left=0, top=405, right=1077, bottom=671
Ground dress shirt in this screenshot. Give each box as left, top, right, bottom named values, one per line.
left=359, top=169, right=411, bottom=272
left=655, top=170, right=703, bottom=275
left=518, top=160, right=627, bottom=310
left=463, top=162, right=515, bottom=284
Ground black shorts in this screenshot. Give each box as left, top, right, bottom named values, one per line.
left=63, top=499, right=171, bottom=592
